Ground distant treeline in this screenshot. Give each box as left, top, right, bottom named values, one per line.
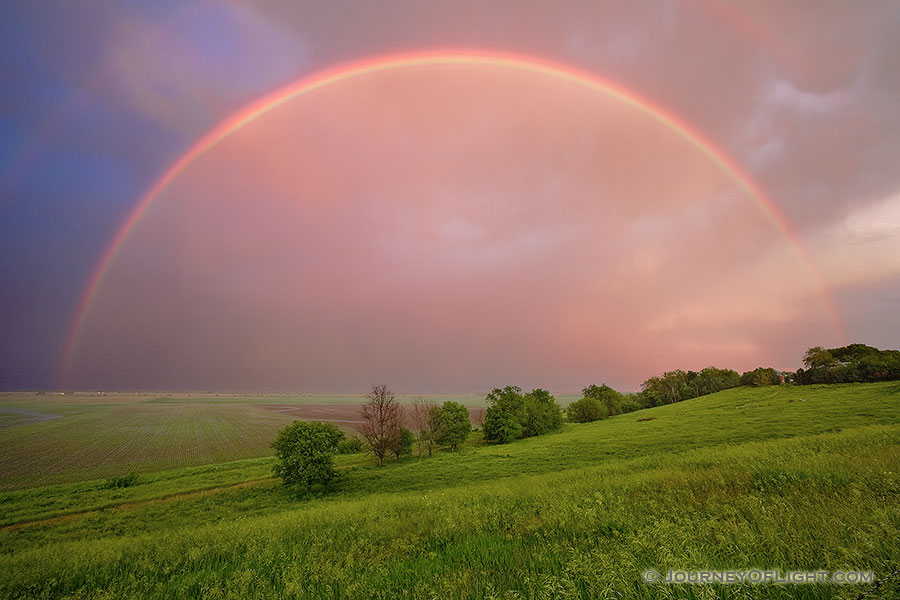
left=568, top=343, right=900, bottom=423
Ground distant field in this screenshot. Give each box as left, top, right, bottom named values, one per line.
left=0, top=391, right=513, bottom=490
left=1, top=383, right=898, bottom=599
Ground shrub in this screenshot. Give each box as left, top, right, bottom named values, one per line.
left=103, top=472, right=138, bottom=489
left=391, top=427, right=416, bottom=459
left=272, top=420, right=344, bottom=489
left=337, top=436, right=364, bottom=454
left=567, top=397, right=608, bottom=423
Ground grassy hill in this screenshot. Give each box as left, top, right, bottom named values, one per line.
left=1, top=383, right=899, bottom=599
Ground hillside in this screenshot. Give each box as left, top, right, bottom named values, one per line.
left=2, top=383, right=899, bottom=599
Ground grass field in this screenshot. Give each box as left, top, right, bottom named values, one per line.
left=0, top=392, right=509, bottom=490
left=1, top=383, right=898, bottom=598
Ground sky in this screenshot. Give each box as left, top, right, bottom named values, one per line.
left=2, top=1, right=899, bottom=394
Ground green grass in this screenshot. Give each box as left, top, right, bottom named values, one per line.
left=1, top=383, right=898, bottom=599
left=0, top=392, right=491, bottom=490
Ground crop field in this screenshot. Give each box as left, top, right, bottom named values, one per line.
left=1, top=383, right=899, bottom=599
left=0, top=392, right=496, bottom=490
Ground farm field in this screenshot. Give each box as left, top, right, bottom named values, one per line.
left=0, top=392, right=505, bottom=490
left=1, top=383, right=899, bottom=599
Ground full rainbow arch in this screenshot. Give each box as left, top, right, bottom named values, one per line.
left=58, top=50, right=846, bottom=383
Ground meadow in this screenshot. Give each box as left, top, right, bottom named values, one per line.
left=0, top=392, right=500, bottom=491
left=0, top=383, right=898, bottom=599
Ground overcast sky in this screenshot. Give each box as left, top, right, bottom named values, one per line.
left=2, top=1, right=899, bottom=393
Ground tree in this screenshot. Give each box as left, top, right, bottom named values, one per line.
left=521, top=389, right=563, bottom=436
left=411, top=397, right=438, bottom=457
left=433, top=401, right=471, bottom=451
left=482, top=386, right=525, bottom=444
left=567, top=396, right=607, bottom=423
left=803, top=346, right=836, bottom=370
left=797, top=344, right=900, bottom=384
left=391, top=427, right=415, bottom=460
left=740, top=367, right=781, bottom=387
left=271, top=420, right=344, bottom=489
left=359, top=384, right=403, bottom=466
left=582, top=384, right=623, bottom=416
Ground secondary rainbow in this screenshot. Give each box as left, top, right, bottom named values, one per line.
left=58, top=50, right=846, bottom=382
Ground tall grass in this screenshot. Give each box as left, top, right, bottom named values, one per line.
left=0, top=383, right=898, bottom=599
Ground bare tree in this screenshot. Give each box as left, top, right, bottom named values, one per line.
left=359, top=384, right=402, bottom=466
left=411, top=397, right=439, bottom=458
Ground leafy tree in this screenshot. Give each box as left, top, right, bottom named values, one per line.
left=740, top=367, right=781, bottom=387
left=482, top=386, right=526, bottom=444
left=272, top=420, right=344, bottom=489
left=803, top=346, right=836, bottom=369
left=390, top=427, right=415, bottom=459
left=359, top=384, right=403, bottom=466
left=482, top=386, right=561, bottom=442
left=797, top=344, right=900, bottom=384
left=567, top=396, right=607, bottom=423
left=434, top=401, right=471, bottom=451
left=520, top=389, right=563, bottom=437
left=639, top=367, right=740, bottom=405
left=582, top=384, right=623, bottom=416
left=482, top=405, right=522, bottom=443
left=619, top=393, right=646, bottom=414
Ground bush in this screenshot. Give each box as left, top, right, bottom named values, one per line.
left=434, top=401, right=471, bottom=451
left=391, top=427, right=416, bottom=459
left=272, top=420, right=344, bottom=489
left=337, top=436, right=364, bottom=454
left=103, top=472, right=138, bottom=489
left=567, top=397, right=608, bottom=423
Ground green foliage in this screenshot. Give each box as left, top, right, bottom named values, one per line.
left=433, top=401, right=471, bottom=451
left=390, top=428, right=415, bottom=459
left=740, top=366, right=782, bottom=387
left=482, top=386, right=525, bottom=444
left=582, top=384, right=623, bottom=416
left=521, top=388, right=563, bottom=436
left=482, top=386, right=562, bottom=443
left=640, top=366, right=741, bottom=406
left=337, top=436, right=364, bottom=455
left=566, top=396, right=607, bottom=423
left=797, top=343, right=900, bottom=384
left=102, top=472, right=138, bottom=489
left=618, top=393, right=645, bottom=414
left=271, top=420, right=344, bottom=489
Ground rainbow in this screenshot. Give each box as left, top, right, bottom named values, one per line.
left=58, top=50, right=846, bottom=383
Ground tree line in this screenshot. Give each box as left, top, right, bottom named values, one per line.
left=272, top=343, right=900, bottom=487
left=567, top=344, right=900, bottom=423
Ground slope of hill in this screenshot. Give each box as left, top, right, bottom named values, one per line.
left=2, top=383, right=899, bottom=599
